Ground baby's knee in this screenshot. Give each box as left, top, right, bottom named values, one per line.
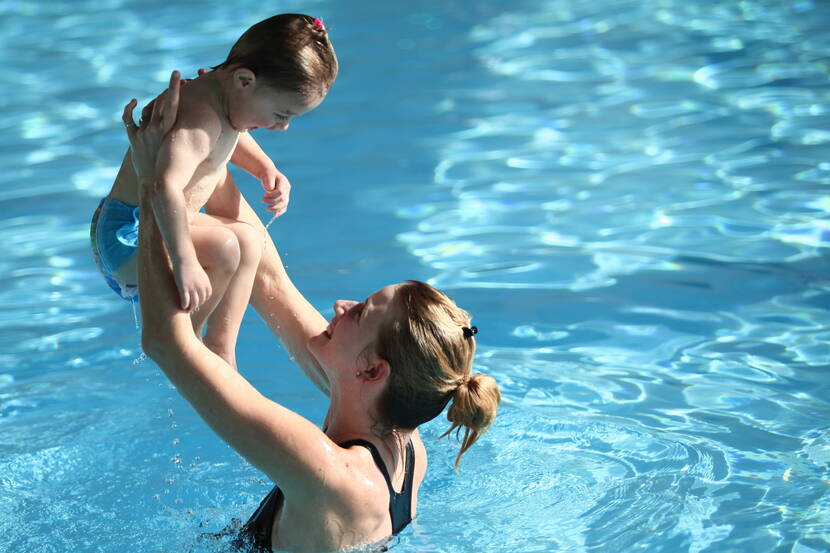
left=200, top=228, right=241, bottom=275
left=232, top=222, right=263, bottom=265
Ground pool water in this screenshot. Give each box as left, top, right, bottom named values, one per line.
left=2, top=0, right=830, bottom=552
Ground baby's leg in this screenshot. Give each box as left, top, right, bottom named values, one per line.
left=109, top=222, right=238, bottom=336
left=188, top=224, right=242, bottom=347
left=191, top=213, right=262, bottom=369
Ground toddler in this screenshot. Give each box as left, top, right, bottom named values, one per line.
left=90, top=13, right=338, bottom=367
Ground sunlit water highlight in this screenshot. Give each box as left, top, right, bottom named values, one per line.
left=1, top=1, right=829, bottom=552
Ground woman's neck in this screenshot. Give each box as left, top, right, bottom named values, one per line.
left=323, top=390, right=370, bottom=442
left=324, top=395, right=413, bottom=450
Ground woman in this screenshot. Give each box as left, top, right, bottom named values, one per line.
left=126, top=75, right=500, bottom=552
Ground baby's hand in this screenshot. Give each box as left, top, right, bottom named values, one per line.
left=259, top=164, right=291, bottom=218
left=172, top=258, right=212, bottom=312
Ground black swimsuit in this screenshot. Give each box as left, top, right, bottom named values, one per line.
left=238, top=439, right=415, bottom=551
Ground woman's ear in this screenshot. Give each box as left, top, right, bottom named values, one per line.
left=362, top=357, right=390, bottom=383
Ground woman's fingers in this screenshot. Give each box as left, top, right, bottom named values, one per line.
left=139, top=99, right=155, bottom=127
left=142, top=70, right=182, bottom=133
left=158, top=71, right=182, bottom=134
left=148, top=92, right=166, bottom=129
left=122, top=98, right=139, bottom=141
left=154, top=70, right=181, bottom=133
left=167, top=70, right=181, bottom=113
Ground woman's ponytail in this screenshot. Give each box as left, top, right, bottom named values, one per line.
left=441, top=372, right=501, bottom=470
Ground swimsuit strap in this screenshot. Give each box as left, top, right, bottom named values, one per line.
left=402, top=439, right=415, bottom=495
left=340, top=439, right=394, bottom=490
left=339, top=438, right=415, bottom=534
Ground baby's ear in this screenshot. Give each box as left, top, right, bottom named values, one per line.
left=233, top=67, right=256, bottom=89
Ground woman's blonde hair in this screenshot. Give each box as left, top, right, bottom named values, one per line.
left=374, top=281, right=500, bottom=469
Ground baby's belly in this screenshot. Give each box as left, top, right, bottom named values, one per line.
left=184, top=170, right=225, bottom=212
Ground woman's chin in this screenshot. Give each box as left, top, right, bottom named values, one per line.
left=307, top=332, right=330, bottom=359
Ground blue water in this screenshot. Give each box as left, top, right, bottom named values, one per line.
left=2, top=0, right=830, bottom=551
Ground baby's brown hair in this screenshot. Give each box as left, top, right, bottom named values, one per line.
left=215, top=13, right=338, bottom=99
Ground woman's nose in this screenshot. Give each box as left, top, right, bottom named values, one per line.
left=333, top=299, right=356, bottom=315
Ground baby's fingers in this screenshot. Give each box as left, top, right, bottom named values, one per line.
left=192, top=285, right=210, bottom=312
left=265, top=199, right=288, bottom=216
left=180, top=288, right=191, bottom=311
left=201, top=283, right=212, bottom=309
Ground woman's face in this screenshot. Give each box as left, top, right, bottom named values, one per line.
left=308, top=284, right=402, bottom=381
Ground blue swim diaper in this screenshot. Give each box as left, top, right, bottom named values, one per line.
left=90, top=197, right=140, bottom=300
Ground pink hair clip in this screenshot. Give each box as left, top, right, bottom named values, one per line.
left=312, top=17, right=324, bottom=29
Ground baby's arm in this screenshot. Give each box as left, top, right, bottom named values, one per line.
left=149, top=126, right=214, bottom=311
left=231, top=132, right=291, bottom=218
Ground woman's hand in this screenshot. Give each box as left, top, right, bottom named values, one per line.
left=122, top=70, right=182, bottom=181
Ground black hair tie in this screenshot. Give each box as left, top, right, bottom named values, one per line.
left=462, top=326, right=478, bottom=338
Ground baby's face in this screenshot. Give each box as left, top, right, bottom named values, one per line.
left=231, top=82, right=322, bottom=132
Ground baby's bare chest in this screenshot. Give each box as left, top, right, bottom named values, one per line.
left=183, top=132, right=238, bottom=210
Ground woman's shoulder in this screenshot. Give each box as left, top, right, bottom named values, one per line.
left=412, top=429, right=428, bottom=485
left=335, top=432, right=427, bottom=506
left=293, top=432, right=428, bottom=539
left=318, top=442, right=394, bottom=528
left=329, top=434, right=424, bottom=494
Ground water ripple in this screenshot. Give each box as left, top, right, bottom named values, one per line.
left=2, top=0, right=829, bottom=551
left=395, top=2, right=830, bottom=549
